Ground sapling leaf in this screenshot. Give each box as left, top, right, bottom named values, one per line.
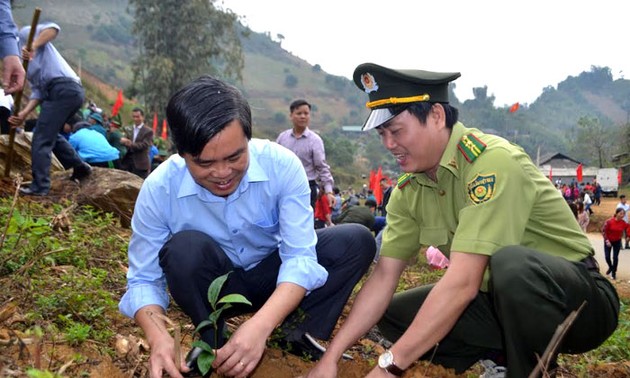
left=218, top=294, right=252, bottom=306
left=208, top=305, right=232, bottom=324
left=194, top=320, right=213, bottom=334
left=191, top=340, right=213, bottom=353
left=207, top=272, right=231, bottom=308
left=197, top=352, right=215, bottom=376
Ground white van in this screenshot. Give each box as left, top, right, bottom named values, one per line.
left=596, top=168, right=619, bottom=197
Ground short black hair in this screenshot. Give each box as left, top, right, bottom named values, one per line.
left=166, top=75, right=252, bottom=156
left=365, top=199, right=377, bottom=208
left=386, top=102, right=459, bottom=129
left=132, top=107, right=144, bottom=116
left=290, top=99, right=311, bottom=113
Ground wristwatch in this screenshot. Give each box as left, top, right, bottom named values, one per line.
left=377, top=349, right=404, bottom=376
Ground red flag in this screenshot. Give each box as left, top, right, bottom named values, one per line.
left=368, top=170, right=375, bottom=191
left=618, top=169, right=622, bottom=185
left=373, top=166, right=383, bottom=205
left=509, top=102, right=520, bottom=113
left=152, top=112, right=158, bottom=134
left=161, top=119, right=168, bottom=139
left=576, top=163, right=583, bottom=182
left=549, top=166, right=553, bottom=181
left=111, top=89, right=124, bottom=117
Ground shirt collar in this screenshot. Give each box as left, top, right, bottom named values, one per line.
left=177, top=142, right=270, bottom=201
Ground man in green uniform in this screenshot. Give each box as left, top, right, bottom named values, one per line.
left=304, top=63, right=619, bottom=378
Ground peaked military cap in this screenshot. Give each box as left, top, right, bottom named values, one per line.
left=353, top=63, right=461, bottom=131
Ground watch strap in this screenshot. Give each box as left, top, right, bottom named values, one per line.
left=384, top=363, right=404, bottom=376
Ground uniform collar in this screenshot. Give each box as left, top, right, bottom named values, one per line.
left=411, top=122, right=466, bottom=187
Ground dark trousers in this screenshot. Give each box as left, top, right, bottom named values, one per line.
left=309, top=180, right=318, bottom=208
left=121, top=158, right=149, bottom=179
left=378, top=246, right=619, bottom=378
left=604, top=239, right=621, bottom=276
left=30, top=80, right=85, bottom=192
left=159, top=223, right=375, bottom=347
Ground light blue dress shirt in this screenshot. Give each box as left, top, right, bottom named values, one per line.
left=119, top=139, right=328, bottom=318
left=0, top=0, right=19, bottom=58
left=17, top=22, right=80, bottom=100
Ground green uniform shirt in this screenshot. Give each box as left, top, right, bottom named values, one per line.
left=381, top=122, right=593, bottom=291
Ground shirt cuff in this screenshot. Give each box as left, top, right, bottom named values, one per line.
left=119, top=283, right=170, bottom=318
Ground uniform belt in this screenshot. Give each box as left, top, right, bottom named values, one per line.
left=581, top=255, right=600, bottom=272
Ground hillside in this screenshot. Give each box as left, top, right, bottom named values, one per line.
left=11, top=0, right=630, bottom=175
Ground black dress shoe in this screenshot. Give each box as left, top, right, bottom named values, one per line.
left=182, top=346, right=211, bottom=378
left=70, top=162, right=92, bottom=182
left=19, top=186, right=48, bottom=196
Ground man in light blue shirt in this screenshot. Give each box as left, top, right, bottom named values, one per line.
left=69, top=122, right=120, bottom=168
left=119, top=75, right=374, bottom=378
left=9, top=21, right=91, bottom=195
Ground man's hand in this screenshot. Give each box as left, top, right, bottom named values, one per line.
left=8, top=110, right=26, bottom=127
left=2, top=55, right=24, bottom=94
left=146, top=332, right=190, bottom=378
left=326, top=193, right=336, bottom=207
left=121, top=137, right=132, bottom=147
left=212, top=318, right=268, bottom=377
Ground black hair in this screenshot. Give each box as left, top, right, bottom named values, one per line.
left=290, top=99, right=311, bottom=113
left=333, top=187, right=340, bottom=195
left=365, top=199, right=377, bottom=208
left=388, top=102, right=459, bottom=129
left=166, top=75, right=252, bottom=156
left=132, top=107, right=144, bottom=116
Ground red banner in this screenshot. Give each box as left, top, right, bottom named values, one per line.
left=509, top=102, right=520, bottom=113
left=576, top=163, right=583, bottom=182
left=161, top=119, right=168, bottom=139
left=152, top=112, right=158, bottom=134
left=111, top=89, right=123, bottom=117
left=373, top=166, right=383, bottom=205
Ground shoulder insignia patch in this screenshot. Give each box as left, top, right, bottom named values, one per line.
left=457, top=134, right=486, bottom=163
left=467, top=173, right=496, bottom=204
left=397, top=173, right=412, bottom=189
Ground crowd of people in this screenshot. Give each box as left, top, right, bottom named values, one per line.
left=0, top=9, right=164, bottom=195
left=1, top=3, right=622, bottom=378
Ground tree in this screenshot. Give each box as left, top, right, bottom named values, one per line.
left=570, top=116, right=609, bottom=167
left=129, top=0, right=243, bottom=122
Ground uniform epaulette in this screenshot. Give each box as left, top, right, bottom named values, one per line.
left=397, top=173, right=412, bottom=189
left=457, top=134, right=486, bottom=163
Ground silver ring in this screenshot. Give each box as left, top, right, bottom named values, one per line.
left=239, top=360, right=245, bottom=367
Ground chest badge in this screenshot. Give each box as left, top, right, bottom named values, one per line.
left=467, top=173, right=496, bottom=204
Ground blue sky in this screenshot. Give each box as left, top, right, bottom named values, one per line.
left=220, top=0, right=630, bottom=107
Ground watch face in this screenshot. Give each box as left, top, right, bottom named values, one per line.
left=378, top=350, right=393, bottom=368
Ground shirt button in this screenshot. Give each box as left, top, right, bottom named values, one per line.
left=439, top=190, right=446, bottom=196
left=232, top=229, right=238, bottom=234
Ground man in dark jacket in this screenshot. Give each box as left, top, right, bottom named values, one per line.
left=336, top=197, right=377, bottom=231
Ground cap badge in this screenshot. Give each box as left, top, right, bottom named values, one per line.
left=360, top=72, right=379, bottom=93
left=467, top=173, right=496, bottom=204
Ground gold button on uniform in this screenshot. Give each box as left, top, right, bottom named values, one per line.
left=439, top=190, right=446, bottom=196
